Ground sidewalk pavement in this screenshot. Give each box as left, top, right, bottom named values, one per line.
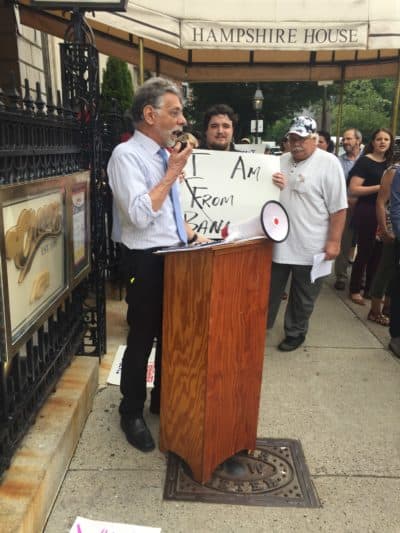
left=4, top=276, right=400, bottom=533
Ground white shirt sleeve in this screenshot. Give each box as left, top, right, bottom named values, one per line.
left=107, top=147, right=161, bottom=230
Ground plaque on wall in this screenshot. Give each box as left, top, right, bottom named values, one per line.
left=69, top=172, right=91, bottom=286
left=0, top=171, right=91, bottom=362
left=0, top=178, right=68, bottom=360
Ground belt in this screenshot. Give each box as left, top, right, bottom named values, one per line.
left=121, top=244, right=169, bottom=254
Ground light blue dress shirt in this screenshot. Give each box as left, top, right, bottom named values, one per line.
left=339, top=153, right=359, bottom=181
left=107, top=130, right=182, bottom=249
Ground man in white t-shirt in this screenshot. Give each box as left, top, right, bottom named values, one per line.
left=267, top=116, right=347, bottom=351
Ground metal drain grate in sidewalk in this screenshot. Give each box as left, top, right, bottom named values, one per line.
left=164, top=438, right=320, bottom=508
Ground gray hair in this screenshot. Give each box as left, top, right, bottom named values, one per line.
left=131, top=77, right=182, bottom=125
left=343, top=128, right=362, bottom=142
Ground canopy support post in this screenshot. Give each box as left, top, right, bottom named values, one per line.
left=139, top=37, right=144, bottom=85
left=335, top=65, right=345, bottom=154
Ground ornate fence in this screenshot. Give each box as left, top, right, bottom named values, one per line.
left=0, top=44, right=128, bottom=474
left=0, top=75, right=89, bottom=476
left=101, top=100, right=126, bottom=286
left=0, top=76, right=81, bottom=184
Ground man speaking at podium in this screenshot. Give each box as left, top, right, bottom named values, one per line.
left=107, top=78, right=207, bottom=453
left=267, top=116, right=347, bottom=352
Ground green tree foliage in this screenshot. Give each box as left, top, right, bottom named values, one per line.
left=330, top=79, right=394, bottom=140
left=266, top=117, right=293, bottom=144
left=189, top=82, right=321, bottom=142
left=343, top=80, right=392, bottom=114
left=100, top=57, right=134, bottom=115
left=189, top=78, right=398, bottom=144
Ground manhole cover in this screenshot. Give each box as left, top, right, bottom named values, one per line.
left=164, top=438, right=320, bottom=508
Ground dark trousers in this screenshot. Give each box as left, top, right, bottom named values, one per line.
left=267, top=262, right=324, bottom=338
left=350, top=202, right=382, bottom=295
left=390, top=240, right=400, bottom=338
left=119, top=245, right=164, bottom=417
left=334, top=208, right=354, bottom=282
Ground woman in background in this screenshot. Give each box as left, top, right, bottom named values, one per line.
left=366, top=159, right=400, bottom=325
left=318, top=130, right=335, bottom=153
left=348, top=128, right=394, bottom=305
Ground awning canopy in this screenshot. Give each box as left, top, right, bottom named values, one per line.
left=18, top=0, right=400, bottom=82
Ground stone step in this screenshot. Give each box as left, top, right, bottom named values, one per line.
left=0, top=356, right=98, bottom=533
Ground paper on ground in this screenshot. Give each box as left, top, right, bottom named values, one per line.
left=310, top=253, right=333, bottom=283
left=107, top=345, right=155, bottom=387
left=70, top=515, right=161, bottom=533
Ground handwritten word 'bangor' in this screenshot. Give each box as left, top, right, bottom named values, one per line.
left=185, top=211, right=227, bottom=235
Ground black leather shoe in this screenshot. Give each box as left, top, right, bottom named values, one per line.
left=120, top=416, right=155, bottom=452
left=278, top=335, right=305, bottom=352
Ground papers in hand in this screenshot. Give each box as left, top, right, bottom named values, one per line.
left=154, top=237, right=266, bottom=254
left=153, top=239, right=224, bottom=254
left=310, top=253, right=333, bottom=283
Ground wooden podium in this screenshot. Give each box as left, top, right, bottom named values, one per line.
left=159, top=238, right=273, bottom=483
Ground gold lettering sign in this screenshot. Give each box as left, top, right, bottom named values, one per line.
left=5, top=202, right=62, bottom=283
left=30, top=270, right=50, bottom=303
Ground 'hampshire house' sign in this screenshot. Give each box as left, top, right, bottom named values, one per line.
left=181, top=22, right=368, bottom=49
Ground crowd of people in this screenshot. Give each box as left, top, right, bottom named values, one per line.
left=107, top=77, right=400, bottom=453
left=320, top=126, right=399, bottom=353
left=279, top=124, right=400, bottom=346
left=264, top=122, right=399, bottom=357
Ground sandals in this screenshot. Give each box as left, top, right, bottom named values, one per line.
left=350, top=294, right=366, bottom=306
left=367, top=311, right=390, bottom=326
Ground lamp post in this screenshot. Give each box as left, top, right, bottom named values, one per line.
left=253, top=86, right=264, bottom=144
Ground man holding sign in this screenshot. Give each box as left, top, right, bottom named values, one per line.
left=267, top=116, right=347, bottom=352
left=199, top=103, right=238, bottom=151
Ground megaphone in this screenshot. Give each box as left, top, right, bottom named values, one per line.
left=222, top=200, right=289, bottom=243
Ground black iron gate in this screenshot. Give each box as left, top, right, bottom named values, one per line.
left=0, top=75, right=90, bottom=475
left=0, top=10, right=111, bottom=477
left=60, top=9, right=108, bottom=356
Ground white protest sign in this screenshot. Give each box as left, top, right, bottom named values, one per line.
left=181, top=150, right=280, bottom=238
left=234, top=144, right=266, bottom=153
left=107, top=345, right=155, bottom=388
left=70, top=516, right=161, bottom=533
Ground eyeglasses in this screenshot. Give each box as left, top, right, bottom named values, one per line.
left=153, top=106, right=184, bottom=119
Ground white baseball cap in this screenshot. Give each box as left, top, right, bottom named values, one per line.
left=287, top=116, right=317, bottom=137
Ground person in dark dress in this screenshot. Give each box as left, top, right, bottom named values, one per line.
left=348, top=128, right=394, bottom=305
